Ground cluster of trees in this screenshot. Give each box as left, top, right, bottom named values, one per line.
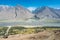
left=0, top=26, right=59, bottom=36
left=9, top=27, right=44, bottom=35
left=0, top=27, right=8, bottom=36
left=0, top=27, right=44, bottom=36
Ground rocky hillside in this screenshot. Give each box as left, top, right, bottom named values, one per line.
left=0, top=5, right=34, bottom=20
left=33, top=6, right=60, bottom=19
left=0, top=30, right=60, bottom=40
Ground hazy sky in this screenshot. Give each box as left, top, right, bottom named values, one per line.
left=0, top=0, right=60, bottom=11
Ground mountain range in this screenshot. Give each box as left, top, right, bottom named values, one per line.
left=0, top=5, right=60, bottom=20
left=33, top=6, right=60, bottom=19
left=0, top=5, right=34, bottom=20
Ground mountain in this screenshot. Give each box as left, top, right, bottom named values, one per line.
left=0, top=6, right=60, bottom=20
left=0, top=5, right=34, bottom=20
left=33, top=6, right=60, bottom=19
left=0, top=6, right=15, bottom=20
left=15, top=5, right=34, bottom=20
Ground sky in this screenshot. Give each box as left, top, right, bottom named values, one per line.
left=0, top=0, right=60, bottom=11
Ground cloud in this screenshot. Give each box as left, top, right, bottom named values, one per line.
left=0, top=5, right=9, bottom=7
left=27, top=7, right=36, bottom=12
left=0, top=5, right=13, bottom=8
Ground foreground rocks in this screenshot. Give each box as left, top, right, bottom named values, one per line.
left=0, top=30, right=60, bottom=40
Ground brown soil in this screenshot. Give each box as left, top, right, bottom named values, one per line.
left=0, top=30, right=60, bottom=40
